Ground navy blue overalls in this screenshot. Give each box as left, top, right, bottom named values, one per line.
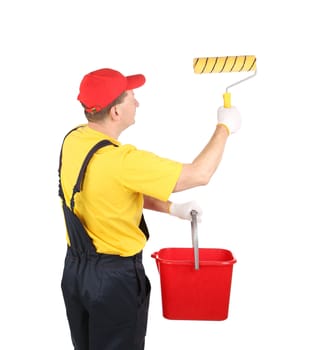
left=58, top=130, right=151, bottom=350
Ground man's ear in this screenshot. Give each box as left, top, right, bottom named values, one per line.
left=110, top=105, right=120, bottom=120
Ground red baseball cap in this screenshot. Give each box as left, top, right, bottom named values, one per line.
left=77, top=68, right=146, bottom=113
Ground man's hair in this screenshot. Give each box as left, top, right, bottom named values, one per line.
left=82, top=91, right=128, bottom=122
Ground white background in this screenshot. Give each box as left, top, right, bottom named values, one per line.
left=1, top=0, right=320, bottom=349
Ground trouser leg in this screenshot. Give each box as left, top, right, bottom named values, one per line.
left=88, top=259, right=151, bottom=350
left=61, top=254, right=90, bottom=350
left=61, top=251, right=151, bottom=350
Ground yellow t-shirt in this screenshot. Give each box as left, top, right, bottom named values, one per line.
left=60, top=125, right=182, bottom=256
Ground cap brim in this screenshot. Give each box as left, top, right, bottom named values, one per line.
left=126, top=74, right=146, bottom=90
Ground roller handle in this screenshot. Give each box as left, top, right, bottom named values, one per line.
left=223, top=92, right=231, bottom=108
left=190, top=210, right=199, bottom=270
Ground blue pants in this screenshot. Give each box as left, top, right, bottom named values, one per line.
left=61, top=248, right=151, bottom=350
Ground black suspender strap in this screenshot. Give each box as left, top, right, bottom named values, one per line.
left=70, top=140, right=114, bottom=211
left=58, top=126, right=81, bottom=202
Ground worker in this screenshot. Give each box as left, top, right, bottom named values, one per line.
left=58, top=68, right=241, bottom=350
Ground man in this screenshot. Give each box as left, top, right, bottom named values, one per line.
left=59, top=68, right=241, bottom=350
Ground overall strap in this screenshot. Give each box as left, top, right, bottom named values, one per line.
left=69, top=139, right=150, bottom=240
left=58, top=126, right=83, bottom=201
left=70, top=140, right=114, bottom=211
left=58, top=131, right=115, bottom=253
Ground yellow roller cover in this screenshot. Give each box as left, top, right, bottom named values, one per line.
left=193, top=55, right=256, bottom=74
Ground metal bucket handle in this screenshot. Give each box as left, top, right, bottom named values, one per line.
left=190, top=210, right=199, bottom=270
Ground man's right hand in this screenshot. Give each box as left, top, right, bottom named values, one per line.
left=169, top=201, right=203, bottom=223
left=217, top=106, right=242, bottom=134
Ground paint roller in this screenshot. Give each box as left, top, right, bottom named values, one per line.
left=193, top=55, right=257, bottom=108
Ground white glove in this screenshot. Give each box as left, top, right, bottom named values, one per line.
left=169, top=201, right=203, bottom=222
left=217, top=106, right=242, bottom=134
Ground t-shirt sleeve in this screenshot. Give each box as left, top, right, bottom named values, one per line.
left=119, top=146, right=183, bottom=201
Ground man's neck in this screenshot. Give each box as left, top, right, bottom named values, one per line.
left=87, top=121, right=120, bottom=140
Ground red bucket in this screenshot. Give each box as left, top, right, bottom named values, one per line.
left=151, top=211, right=236, bottom=321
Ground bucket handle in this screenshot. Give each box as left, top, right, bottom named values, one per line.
left=190, top=210, right=199, bottom=270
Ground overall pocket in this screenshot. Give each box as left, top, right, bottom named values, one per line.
left=135, top=268, right=151, bottom=348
